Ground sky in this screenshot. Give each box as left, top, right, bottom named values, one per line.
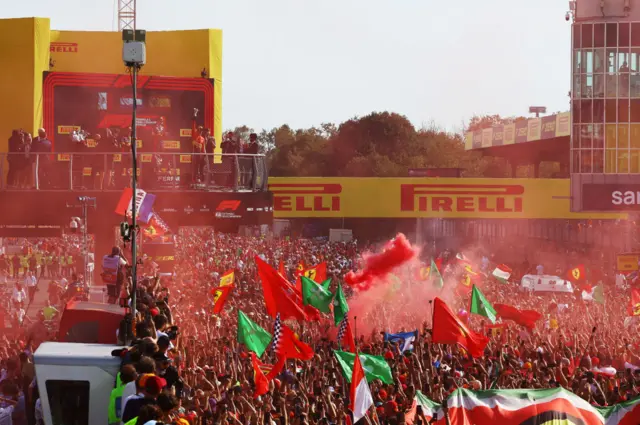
left=4, top=0, right=571, bottom=133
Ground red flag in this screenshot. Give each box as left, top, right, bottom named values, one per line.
left=278, top=260, right=286, bottom=277
left=337, top=316, right=356, bottom=353
left=295, top=262, right=328, bottom=292
left=267, top=315, right=314, bottom=380
left=251, top=353, right=270, bottom=398
left=628, top=288, right=640, bottom=316
left=484, top=323, right=507, bottom=343
left=494, top=304, right=542, bottom=329
left=256, top=256, right=310, bottom=321
left=567, top=264, right=586, bottom=282
left=294, top=261, right=306, bottom=278
left=458, top=265, right=479, bottom=294
left=431, top=297, right=489, bottom=358
left=212, top=286, right=233, bottom=314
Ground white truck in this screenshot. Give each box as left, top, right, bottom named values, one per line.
left=33, top=342, right=121, bottom=425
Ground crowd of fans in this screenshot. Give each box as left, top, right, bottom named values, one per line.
left=1, top=229, right=639, bottom=425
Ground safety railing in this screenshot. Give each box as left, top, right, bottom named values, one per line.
left=0, top=152, right=268, bottom=192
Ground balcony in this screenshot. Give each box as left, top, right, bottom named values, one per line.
left=0, top=152, right=268, bottom=192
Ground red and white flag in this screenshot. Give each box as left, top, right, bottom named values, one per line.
left=350, top=353, right=373, bottom=424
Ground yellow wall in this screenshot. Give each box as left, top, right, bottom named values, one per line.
left=268, top=177, right=626, bottom=220
left=0, top=18, right=223, bottom=157
left=0, top=17, right=51, bottom=154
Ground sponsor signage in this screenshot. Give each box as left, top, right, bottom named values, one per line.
left=162, top=141, right=181, bottom=150
left=582, top=183, right=640, bottom=211
left=268, top=177, right=625, bottom=219
left=617, top=254, right=639, bottom=272
left=180, top=129, right=192, bottom=137
left=465, top=112, right=571, bottom=150
left=50, top=42, right=78, bottom=53
left=58, top=125, right=81, bottom=135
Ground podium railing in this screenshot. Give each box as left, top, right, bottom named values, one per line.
left=0, top=152, right=268, bottom=192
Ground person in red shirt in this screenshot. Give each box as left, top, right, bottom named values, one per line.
left=191, top=108, right=209, bottom=184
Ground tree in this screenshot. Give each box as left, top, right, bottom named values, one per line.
left=247, top=111, right=517, bottom=177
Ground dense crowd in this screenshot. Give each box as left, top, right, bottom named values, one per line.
left=1, top=229, right=640, bottom=425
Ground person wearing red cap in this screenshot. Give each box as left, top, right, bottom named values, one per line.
left=121, top=375, right=166, bottom=424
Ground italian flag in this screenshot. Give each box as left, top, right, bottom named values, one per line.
left=410, top=387, right=640, bottom=425
left=404, top=391, right=442, bottom=425
left=492, top=264, right=511, bottom=283
left=350, top=353, right=373, bottom=423
left=582, top=285, right=605, bottom=304
left=442, top=387, right=640, bottom=425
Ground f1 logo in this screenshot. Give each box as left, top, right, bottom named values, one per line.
left=216, top=200, right=241, bottom=211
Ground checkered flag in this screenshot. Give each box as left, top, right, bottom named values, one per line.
left=271, top=313, right=283, bottom=355
left=150, top=210, right=171, bottom=233
left=336, top=315, right=348, bottom=348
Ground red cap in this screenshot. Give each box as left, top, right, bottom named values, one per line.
left=145, top=375, right=167, bottom=395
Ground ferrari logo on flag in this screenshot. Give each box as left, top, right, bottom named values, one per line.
left=297, top=263, right=304, bottom=271
left=462, top=274, right=471, bottom=287
left=212, top=289, right=224, bottom=304
left=634, top=302, right=640, bottom=316
left=304, top=268, right=317, bottom=281
left=572, top=268, right=581, bottom=280
left=144, top=225, right=157, bottom=237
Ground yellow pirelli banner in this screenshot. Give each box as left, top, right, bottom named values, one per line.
left=268, top=177, right=625, bottom=220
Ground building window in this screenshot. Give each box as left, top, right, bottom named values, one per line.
left=46, top=380, right=90, bottom=425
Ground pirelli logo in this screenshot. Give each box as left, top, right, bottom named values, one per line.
left=50, top=42, right=78, bottom=53
left=163, top=141, right=180, bottom=150
left=179, top=129, right=192, bottom=138
left=154, top=256, right=175, bottom=262
left=58, top=125, right=81, bottom=135
left=400, top=184, right=524, bottom=213
left=269, top=183, right=342, bottom=212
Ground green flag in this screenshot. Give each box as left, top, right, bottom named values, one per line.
left=470, top=284, right=497, bottom=324
left=333, top=350, right=393, bottom=384
left=301, top=276, right=334, bottom=313
left=333, top=283, right=349, bottom=326
left=237, top=310, right=272, bottom=357
left=430, top=259, right=444, bottom=289
left=321, top=278, right=331, bottom=291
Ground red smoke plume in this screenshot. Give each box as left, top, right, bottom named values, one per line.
left=345, top=233, right=417, bottom=291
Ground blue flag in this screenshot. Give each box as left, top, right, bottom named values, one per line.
left=383, top=330, right=418, bottom=353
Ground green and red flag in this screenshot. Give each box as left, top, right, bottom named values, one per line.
left=442, top=387, right=640, bottom=425
left=405, top=391, right=441, bottom=425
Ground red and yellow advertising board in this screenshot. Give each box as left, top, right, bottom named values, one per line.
left=268, top=177, right=625, bottom=219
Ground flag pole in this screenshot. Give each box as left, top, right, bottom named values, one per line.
left=354, top=316, right=358, bottom=347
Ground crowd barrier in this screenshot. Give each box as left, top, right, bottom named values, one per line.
left=0, top=152, right=268, bottom=192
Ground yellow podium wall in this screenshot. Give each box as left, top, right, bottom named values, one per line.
left=0, top=17, right=223, bottom=155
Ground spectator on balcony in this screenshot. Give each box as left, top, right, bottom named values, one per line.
left=7, top=130, right=24, bottom=188
left=221, top=132, right=239, bottom=188
left=32, top=129, right=52, bottom=189
left=18, top=133, right=34, bottom=189
left=191, top=108, right=207, bottom=184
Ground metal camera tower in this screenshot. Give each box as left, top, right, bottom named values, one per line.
left=118, top=0, right=136, bottom=32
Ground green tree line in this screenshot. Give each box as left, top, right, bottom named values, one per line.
left=227, top=112, right=562, bottom=178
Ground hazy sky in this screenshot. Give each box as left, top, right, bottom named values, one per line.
left=5, top=0, right=571, bottom=133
